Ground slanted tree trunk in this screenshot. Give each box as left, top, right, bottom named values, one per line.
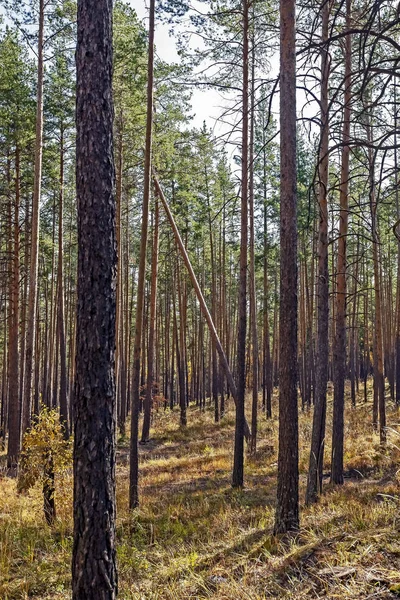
left=72, top=0, right=117, bottom=596
left=154, top=176, right=251, bottom=440
left=275, top=0, right=299, bottom=533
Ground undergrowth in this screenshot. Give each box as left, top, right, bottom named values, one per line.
left=1, top=381, right=400, bottom=599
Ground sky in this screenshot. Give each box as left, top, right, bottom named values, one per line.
left=129, top=0, right=232, bottom=134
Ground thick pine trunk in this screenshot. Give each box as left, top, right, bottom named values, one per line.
left=275, top=0, right=299, bottom=533
left=72, top=0, right=117, bottom=597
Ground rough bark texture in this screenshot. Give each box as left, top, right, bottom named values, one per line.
left=306, top=0, right=330, bottom=505
left=331, top=0, right=351, bottom=486
left=72, top=0, right=118, bottom=597
left=275, top=0, right=299, bottom=533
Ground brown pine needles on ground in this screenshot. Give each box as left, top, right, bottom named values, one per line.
left=1, top=381, right=400, bottom=599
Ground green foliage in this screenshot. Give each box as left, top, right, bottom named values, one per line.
left=17, top=406, right=72, bottom=495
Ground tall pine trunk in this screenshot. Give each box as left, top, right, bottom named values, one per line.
left=72, top=0, right=117, bottom=596
left=7, top=148, right=20, bottom=474
left=232, top=0, right=249, bottom=488
left=22, top=0, right=44, bottom=435
left=142, top=197, right=159, bottom=442
left=331, top=0, right=351, bottom=485
left=306, top=0, right=330, bottom=505
left=129, top=0, right=155, bottom=510
left=275, top=0, right=299, bottom=533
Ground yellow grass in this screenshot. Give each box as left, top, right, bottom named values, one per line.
left=1, top=381, right=400, bottom=599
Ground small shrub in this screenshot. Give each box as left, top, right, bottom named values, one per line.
left=17, top=406, right=72, bottom=525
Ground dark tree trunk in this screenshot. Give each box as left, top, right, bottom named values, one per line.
left=274, top=0, right=299, bottom=533
left=232, top=0, right=249, bottom=489
left=7, top=148, right=20, bottom=474
left=57, top=127, right=69, bottom=438
left=249, top=32, right=258, bottom=455
left=129, top=0, right=155, bottom=510
left=72, top=0, right=118, bottom=597
left=142, top=196, right=159, bottom=442
left=22, top=0, right=44, bottom=435
left=43, top=451, right=56, bottom=526
left=331, top=0, right=351, bottom=485
left=306, top=0, right=330, bottom=505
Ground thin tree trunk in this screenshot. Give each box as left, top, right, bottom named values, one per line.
left=249, top=31, right=258, bottom=454
left=22, top=0, right=44, bottom=435
left=367, top=114, right=386, bottom=444
left=232, top=0, right=249, bottom=489
left=57, top=127, right=69, bottom=438
left=154, top=176, right=251, bottom=440
left=7, top=148, right=20, bottom=474
left=129, top=0, right=155, bottom=510
left=331, top=0, right=351, bottom=485
left=306, top=0, right=330, bottom=504
left=142, top=196, right=159, bottom=442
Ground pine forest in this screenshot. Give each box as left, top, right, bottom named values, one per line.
left=1, top=0, right=400, bottom=598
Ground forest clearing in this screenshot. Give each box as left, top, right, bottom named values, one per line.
left=2, top=385, right=400, bottom=599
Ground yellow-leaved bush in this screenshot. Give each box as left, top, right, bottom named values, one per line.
left=17, top=406, right=72, bottom=523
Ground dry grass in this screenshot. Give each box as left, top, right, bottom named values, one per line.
left=2, top=381, right=400, bottom=599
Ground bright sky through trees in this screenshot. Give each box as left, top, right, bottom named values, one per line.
left=130, top=0, right=225, bottom=130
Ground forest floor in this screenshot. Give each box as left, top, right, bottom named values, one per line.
left=2, top=383, right=400, bottom=599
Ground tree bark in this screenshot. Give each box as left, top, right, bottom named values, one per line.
left=7, top=148, right=20, bottom=474
left=331, top=0, right=351, bottom=485
left=232, top=0, right=249, bottom=488
left=142, top=197, right=159, bottom=442
left=306, top=0, right=330, bottom=505
left=57, top=127, right=69, bottom=438
left=129, top=0, right=155, bottom=510
left=72, top=0, right=117, bottom=597
left=22, top=0, right=44, bottom=435
left=275, top=0, right=299, bottom=533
